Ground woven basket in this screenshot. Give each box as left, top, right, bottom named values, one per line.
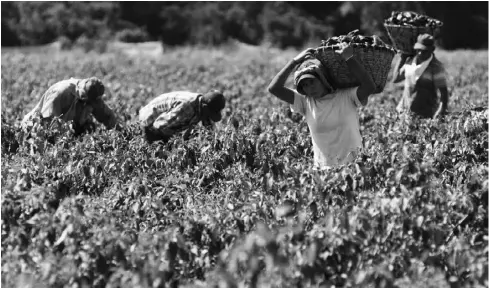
left=314, top=43, right=396, bottom=94
left=384, top=24, right=441, bottom=55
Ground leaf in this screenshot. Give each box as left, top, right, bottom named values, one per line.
left=255, top=222, right=273, bottom=244
left=415, top=215, right=424, bottom=227
left=325, top=211, right=334, bottom=231
left=201, top=145, right=211, bottom=154
left=19, top=208, right=34, bottom=225
left=276, top=203, right=294, bottom=218
left=267, top=174, right=274, bottom=189
left=355, top=270, right=367, bottom=284
left=341, top=210, right=351, bottom=233
left=306, top=240, right=319, bottom=265
left=395, top=169, right=403, bottom=183
left=54, top=224, right=74, bottom=246
left=309, top=201, right=318, bottom=218
left=132, top=202, right=140, bottom=214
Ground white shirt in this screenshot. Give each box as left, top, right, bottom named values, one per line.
left=291, top=87, right=363, bottom=168
left=403, top=54, right=433, bottom=87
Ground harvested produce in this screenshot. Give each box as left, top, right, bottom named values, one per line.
left=314, top=30, right=396, bottom=93
left=320, top=31, right=386, bottom=47
left=385, top=11, right=443, bottom=28
left=384, top=11, right=443, bottom=54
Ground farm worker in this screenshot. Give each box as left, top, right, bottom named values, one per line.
left=138, top=90, right=226, bottom=142
left=392, top=34, right=449, bottom=118
left=267, top=43, right=376, bottom=168
left=21, top=77, right=118, bottom=133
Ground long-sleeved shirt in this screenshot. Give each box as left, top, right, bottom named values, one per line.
left=138, top=91, right=203, bottom=137
left=394, top=55, right=448, bottom=118
left=21, top=78, right=117, bottom=129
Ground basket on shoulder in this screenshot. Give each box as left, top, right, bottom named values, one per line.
left=309, top=29, right=396, bottom=94
left=384, top=11, right=443, bottom=55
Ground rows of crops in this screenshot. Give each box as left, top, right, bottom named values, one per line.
left=1, top=45, right=488, bottom=288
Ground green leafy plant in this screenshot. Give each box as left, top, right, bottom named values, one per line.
left=1, top=46, right=487, bottom=288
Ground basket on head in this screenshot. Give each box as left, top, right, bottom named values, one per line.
left=384, top=24, right=441, bottom=55
left=314, top=31, right=396, bottom=94
left=384, top=11, right=443, bottom=55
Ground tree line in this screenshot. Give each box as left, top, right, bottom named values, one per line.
left=1, top=2, right=487, bottom=50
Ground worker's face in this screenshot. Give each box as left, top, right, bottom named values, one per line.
left=201, top=103, right=223, bottom=126
left=205, top=96, right=225, bottom=122
left=300, top=77, right=328, bottom=99
left=415, top=49, right=433, bottom=64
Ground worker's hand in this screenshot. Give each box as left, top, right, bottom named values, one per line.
left=335, top=42, right=354, bottom=61
left=293, top=48, right=316, bottom=63
left=433, top=105, right=447, bottom=119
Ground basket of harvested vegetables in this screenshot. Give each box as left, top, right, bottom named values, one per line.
left=384, top=11, right=443, bottom=55
left=314, top=30, right=396, bottom=94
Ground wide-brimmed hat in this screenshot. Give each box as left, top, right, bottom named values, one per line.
left=414, top=34, right=435, bottom=51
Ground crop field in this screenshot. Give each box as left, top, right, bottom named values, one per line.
left=1, top=43, right=488, bottom=288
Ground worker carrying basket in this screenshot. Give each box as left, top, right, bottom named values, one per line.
left=384, top=11, right=443, bottom=55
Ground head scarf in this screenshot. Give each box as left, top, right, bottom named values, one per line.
left=414, top=33, right=435, bottom=51
left=294, top=58, right=335, bottom=96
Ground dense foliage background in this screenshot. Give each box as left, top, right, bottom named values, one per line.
left=1, top=41, right=488, bottom=287
left=1, top=1, right=488, bottom=49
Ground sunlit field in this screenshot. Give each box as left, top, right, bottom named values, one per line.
left=1, top=42, right=487, bottom=288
